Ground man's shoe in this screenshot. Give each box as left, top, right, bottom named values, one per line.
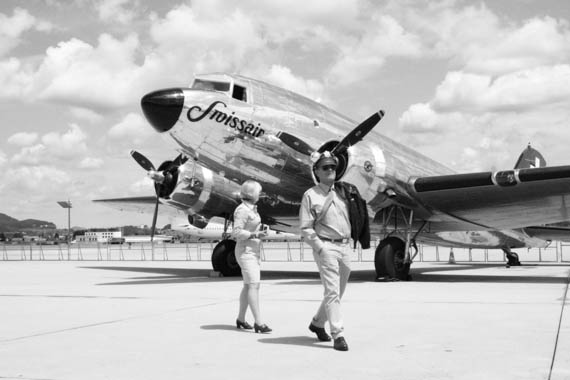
left=309, top=323, right=331, bottom=342
left=333, top=337, right=349, bottom=351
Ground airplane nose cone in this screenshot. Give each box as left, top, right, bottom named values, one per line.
left=141, top=88, right=184, bottom=132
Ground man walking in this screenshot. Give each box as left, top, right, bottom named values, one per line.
left=299, top=151, right=354, bottom=351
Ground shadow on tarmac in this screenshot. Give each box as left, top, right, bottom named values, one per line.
left=81, top=263, right=569, bottom=286
left=200, top=324, right=242, bottom=332
left=199, top=324, right=331, bottom=349
left=256, top=335, right=331, bottom=349
left=410, top=263, right=570, bottom=284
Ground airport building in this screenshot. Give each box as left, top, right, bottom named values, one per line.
left=74, top=229, right=122, bottom=243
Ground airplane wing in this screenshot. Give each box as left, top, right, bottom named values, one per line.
left=93, top=196, right=183, bottom=218
left=524, top=225, right=570, bottom=242
left=409, top=165, right=570, bottom=229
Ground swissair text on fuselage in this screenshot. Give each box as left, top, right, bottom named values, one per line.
left=186, top=101, right=265, bottom=138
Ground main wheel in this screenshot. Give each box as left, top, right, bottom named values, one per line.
left=506, top=251, right=521, bottom=266
left=375, top=237, right=410, bottom=281
left=211, top=240, right=241, bottom=277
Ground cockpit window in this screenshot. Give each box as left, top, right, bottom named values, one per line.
left=192, top=79, right=230, bottom=92
left=232, top=84, right=247, bottom=102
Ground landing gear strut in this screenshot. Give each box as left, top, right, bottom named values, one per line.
left=502, top=247, right=521, bottom=267
left=374, top=206, right=425, bottom=281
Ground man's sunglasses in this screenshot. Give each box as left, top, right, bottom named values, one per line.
left=319, top=165, right=337, bottom=171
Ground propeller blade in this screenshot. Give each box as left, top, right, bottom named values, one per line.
left=130, top=150, right=155, bottom=172
left=276, top=131, right=314, bottom=156
left=331, top=110, right=385, bottom=156
left=150, top=196, right=159, bottom=243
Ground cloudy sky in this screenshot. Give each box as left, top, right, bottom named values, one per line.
left=1, top=0, right=570, bottom=229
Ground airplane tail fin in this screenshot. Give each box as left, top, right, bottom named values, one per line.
left=513, top=144, right=546, bottom=169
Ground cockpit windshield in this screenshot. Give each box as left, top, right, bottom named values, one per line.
left=192, top=79, right=230, bottom=92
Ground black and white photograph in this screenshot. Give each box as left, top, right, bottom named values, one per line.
left=0, top=1, right=569, bottom=379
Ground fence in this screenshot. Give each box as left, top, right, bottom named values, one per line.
left=2, top=240, right=570, bottom=263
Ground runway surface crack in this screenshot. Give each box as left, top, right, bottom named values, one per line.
left=548, top=267, right=570, bottom=380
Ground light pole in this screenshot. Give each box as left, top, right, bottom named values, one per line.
left=57, top=200, right=72, bottom=260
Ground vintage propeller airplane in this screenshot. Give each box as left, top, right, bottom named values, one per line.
left=94, top=73, right=570, bottom=279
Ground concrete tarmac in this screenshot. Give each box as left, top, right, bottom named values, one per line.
left=0, top=260, right=569, bottom=380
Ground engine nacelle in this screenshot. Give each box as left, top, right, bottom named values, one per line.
left=163, top=161, right=241, bottom=225
left=315, top=141, right=392, bottom=209
left=342, top=143, right=388, bottom=202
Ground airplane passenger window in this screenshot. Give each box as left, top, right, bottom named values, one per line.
left=192, top=79, right=230, bottom=92
left=232, top=85, right=247, bottom=102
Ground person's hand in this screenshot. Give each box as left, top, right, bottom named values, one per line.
left=256, top=230, right=268, bottom=239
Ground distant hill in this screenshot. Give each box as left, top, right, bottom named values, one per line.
left=0, top=213, right=56, bottom=232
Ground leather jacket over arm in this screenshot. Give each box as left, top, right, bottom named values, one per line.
left=335, top=181, right=371, bottom=249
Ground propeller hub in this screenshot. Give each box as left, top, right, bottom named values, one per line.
left=141, top=88, right=184, bottom=132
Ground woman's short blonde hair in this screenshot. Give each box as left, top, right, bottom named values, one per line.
left=240, top=180, right=262, bottom=202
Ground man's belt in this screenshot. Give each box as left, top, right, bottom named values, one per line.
left=319, top=236, right=350, bottom=244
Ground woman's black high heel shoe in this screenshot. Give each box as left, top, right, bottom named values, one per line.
left=236, top=319, right=253, bottom=330
left=254, top=323, right=272, bottom=333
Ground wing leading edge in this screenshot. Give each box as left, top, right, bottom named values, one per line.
left=409, top=165, right=570, bottom=229
left=93, top=196, right=181, bottom=218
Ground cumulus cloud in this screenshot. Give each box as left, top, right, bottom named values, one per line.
left=149, top=4, right=266, bottom=77
left=35, top=34, right=144, bottom=108
left=461, top=17, right=570, bottom=75
left=107, top=113, right=153, bottom=144
left=42, top=124, right=88, bottom=158
left=382, top=3, right=570, bottom=75
left=0, top=33, right=147, bottom=109
left=7, top=132, right=38, bottom=146
left=327, top=14, right=422, bottom=85
left=0, top=8, right=54, bottom=56
left=0, top=165, right=70, bottom=194
left=129, top=176, right=154, bottom=194
left=68, top=107, right=104, bottom=123
left=11, top=124, right=90, bottom=166
left=79, top=157, right=104, bottom=169
left=432, top=66, right=570, bottom=113
left=0, top=58, right=34, bottom=98
left=97, top=0, right=138, bottom=24
left=0, top=149, right=6, bottom=167
left=262, top=65, right=325, bottom=103
left=401, top=64, right=570, bottom=135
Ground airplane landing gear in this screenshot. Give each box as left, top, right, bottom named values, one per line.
left=375, top=237, right=411, bottom=281
left=211, top=240, right=241, bottom=276
left=502, top=247, right=521, bottom=267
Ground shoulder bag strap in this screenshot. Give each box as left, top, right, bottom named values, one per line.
left=315, top=191, right=334, bottom=226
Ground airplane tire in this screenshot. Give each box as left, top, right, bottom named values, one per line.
left=507, top=251, right=521, bottom=266
left=375, top=237, right=410, bottom=281
left=211, top=240, right=241, bottom=277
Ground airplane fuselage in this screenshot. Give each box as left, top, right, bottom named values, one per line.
left=160, top=74, right=455, bottom=225
left=138, top=73, right=552, bottom=250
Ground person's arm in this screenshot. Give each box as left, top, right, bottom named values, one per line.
left=299, top=192, right=324, bottom=254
